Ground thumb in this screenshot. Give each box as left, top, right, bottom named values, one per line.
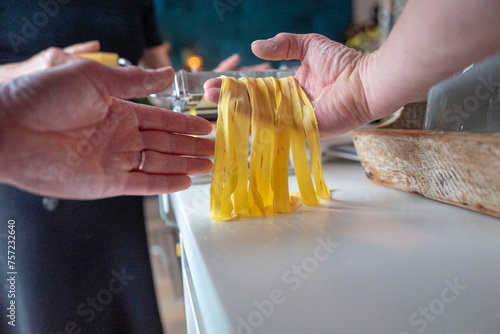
left=252, top=33, right=312, bottom=61
left=79, top=61, right=175, bottom=99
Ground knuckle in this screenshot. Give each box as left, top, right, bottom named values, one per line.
left=275, top=32, right=289, bottom=39
left=45, top=46, right=63, bottom=56
left=42, top=47, right=64, bottom=66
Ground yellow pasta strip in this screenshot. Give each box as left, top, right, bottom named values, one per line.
left=243, top=78, right=265, bottom=216
left=210, top=78, right=228, bottom=221
left=210, top=75, right=328, bottom=221
left=220, top=77, right=238, bottom=219
left=287, top=77, right=318, bottom=206
left=254, top=78, right=275, bottom=207
left=296, top=81, right=331, bottom=200
left=271, top=78, right=292, bottom=213
left=232, top=79, right=251, bottom=217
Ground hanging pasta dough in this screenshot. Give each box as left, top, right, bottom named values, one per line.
left=210, top=76, right=330, bottom=221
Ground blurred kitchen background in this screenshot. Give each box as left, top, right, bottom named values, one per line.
left=150, top=0, right=406, bottom=71
left=145, top=1, right=407, bottom=333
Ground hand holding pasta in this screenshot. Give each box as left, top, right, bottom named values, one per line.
left=210, top=76, right=330, bottom=221
left=204, top=33, right=374, bottom=137
left=206, top=0, right=500, bottom=136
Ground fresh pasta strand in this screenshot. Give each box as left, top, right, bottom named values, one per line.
left=271, top=78, right=292, bottom=213
left=210, top=76, right=328, bottom=221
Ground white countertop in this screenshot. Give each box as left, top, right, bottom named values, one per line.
left=170, top=159, right=500, bottom=334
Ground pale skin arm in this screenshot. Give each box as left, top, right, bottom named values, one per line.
left=0, top=41, right=100, bottom=83
left=363, top=0, right=500, bottom=120
left=0, top=61, right=215, bottom=199
left=213, top=53, right=272, bottom=72
left=139, top=41, right=172, bottom=69
left=0, top=39, right=173, bottom=76
left=205, top=0, right=500, bottom=136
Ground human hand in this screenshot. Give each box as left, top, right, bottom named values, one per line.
left=140, top=41, right=172, bottom=69
left=0, top=41, right=101, bottom=83
left=0, top=60, right=214, bottom=199
left=205, top=33, right=376, bottom=136
left=213, top=53, right=272, bottom=72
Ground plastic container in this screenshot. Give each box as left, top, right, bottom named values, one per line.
left=424, top=52, right=500, bottom=132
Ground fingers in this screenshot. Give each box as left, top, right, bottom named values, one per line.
left=133, top=102, right=213, bottom=135
left=203, top=78, right=222, bottom=103
left=124, top=173, right=193, bottom=195
left=133, top=151, right=213, bottom=175
left=252, top=33, right=312, bottom=61
left=239, top=62, right=272, bottom=71
left=141, top=131, right=215, bottom=157
left=64, top=41, right=101, bottom=54
left=213, top=53, right=241, bottom=72
left=213, top=54, right=272, bottom=72
left=37, top=47, right=81, bottom=68
left=83, top=62, right=175, bottom=99
left=204, top=88, right=221, bottom=104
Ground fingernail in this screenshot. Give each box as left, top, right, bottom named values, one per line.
left=252, top=39, right=277, bottom=51
left=156, top=66, right=173, bottom=72
left=251, top=40, right=263, bottom=47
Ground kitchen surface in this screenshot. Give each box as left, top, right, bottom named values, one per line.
left=159, top=159, right=500, bottom=334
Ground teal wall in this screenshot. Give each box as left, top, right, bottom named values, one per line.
left=153, top=0, right=352, bottom=69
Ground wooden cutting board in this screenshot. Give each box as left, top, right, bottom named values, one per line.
left=352, top=102, right=500, bottom=218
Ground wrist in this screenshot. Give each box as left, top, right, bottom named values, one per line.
left=359, top=48, right=429, bottom=121
left=358, top=51, right=396, bottom=121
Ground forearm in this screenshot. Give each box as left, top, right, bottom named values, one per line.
left=363, top=0, right=500, bottom=118
left=0, top=60, right=36, bottom=84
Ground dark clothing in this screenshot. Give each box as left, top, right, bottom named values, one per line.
left=0, top=1, right=164, bottom=333
left=0, top=0, right=162, bottom=64
left=1, top=188, right=162, bottom=334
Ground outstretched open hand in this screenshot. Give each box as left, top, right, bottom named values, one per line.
left=0, top=60, right=214, bottom=199
left=204, top=33, right=375, bottom=136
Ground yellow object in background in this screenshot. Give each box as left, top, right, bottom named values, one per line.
left=189, top=105, right=197, bottom=116
left=210, top=76, right=330, bottom=221
left=78, top=52, right=120, bottom=66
